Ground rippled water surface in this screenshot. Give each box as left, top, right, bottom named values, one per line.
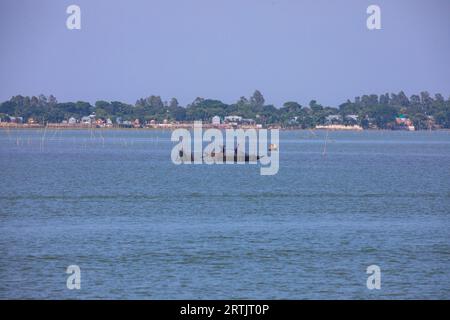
left=0, top=129, right=449, bottom=299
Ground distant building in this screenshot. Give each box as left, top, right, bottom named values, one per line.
left=325, top=115, right=342, bottom=124
left=224, top=115, right=243, bottom=123
left=345, top=114, right=358, bottom=122
left=81, top=116, right=91, bottom=124
left=212, top=115, right=221, bottom=125
left=68, top=117, right=77, bottom=124
left=395, top=115, right=415, bottom=131
left=288, top=118, right=298, bottom=125
left=9, top=116, right=23, bottom=124
left=242, top=118, right=256, bottom=125
left=395, top=115, right=411, bottom=125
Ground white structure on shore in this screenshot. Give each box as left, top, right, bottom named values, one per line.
left=315, top=124, right=363, bottom=131
left=68, top=117, right=77, bottom=124
left=212, top=115, right=221, bottom=125
left=224, top=115, right=243, bottom=123
left=81, top=116, right=91, bottom=124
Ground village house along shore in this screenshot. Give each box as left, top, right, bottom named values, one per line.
left=0, top=114, right=427, bottom=131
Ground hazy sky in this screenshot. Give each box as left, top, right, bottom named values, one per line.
left=1, top=0, right=450, bottom=107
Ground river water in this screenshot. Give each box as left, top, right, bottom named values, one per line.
left=0, top=129, right=449, bottom=299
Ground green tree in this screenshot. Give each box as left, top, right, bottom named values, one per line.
left=250, top=90, right=265, bottom=108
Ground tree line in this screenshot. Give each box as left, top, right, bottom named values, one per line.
left=1, top=90, right=449, bottom=129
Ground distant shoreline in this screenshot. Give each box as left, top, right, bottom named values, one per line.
left=0, top=124, right=448, bottom=132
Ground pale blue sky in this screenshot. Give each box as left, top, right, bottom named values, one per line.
left=1, top=0, right=449, bottom=107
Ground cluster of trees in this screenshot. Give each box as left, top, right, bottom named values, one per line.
left=338, top=91, right=450, bottom=129
left=1, top=90, right=450, bottom=129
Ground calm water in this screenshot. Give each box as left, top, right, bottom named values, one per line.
left=0, top=128, right=449, bottom=299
